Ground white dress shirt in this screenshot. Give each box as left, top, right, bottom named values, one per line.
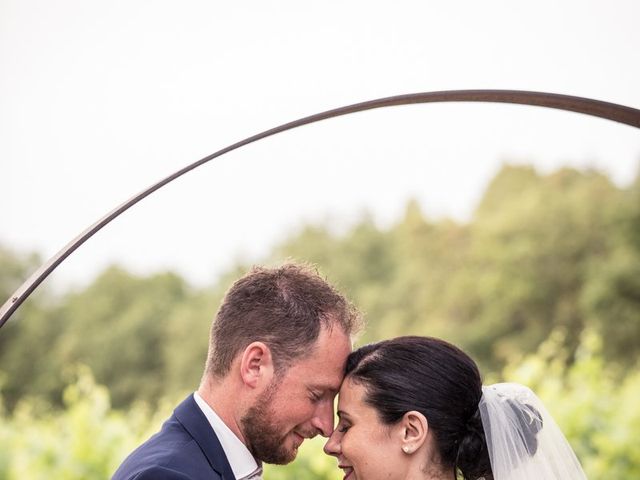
left=193, top=391, right=262, bottom=480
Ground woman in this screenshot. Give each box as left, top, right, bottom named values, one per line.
left=324, top=336, right=587, bottom=480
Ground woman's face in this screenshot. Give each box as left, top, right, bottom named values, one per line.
left=324, top=378, right=408, bottom=480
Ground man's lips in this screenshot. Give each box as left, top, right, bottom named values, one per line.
left=292, top=432, right=305, bottom=448
left=293, top=430, right=316, bottom=441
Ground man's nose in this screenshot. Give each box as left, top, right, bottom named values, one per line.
left=311, top=399, right=335, bottom=437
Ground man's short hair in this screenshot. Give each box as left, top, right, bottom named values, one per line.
left=205, top=263, right=363, bottom=377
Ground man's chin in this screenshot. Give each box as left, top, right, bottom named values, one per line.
left=264, top=447, right=297, bottom=465
left=272, top=433, right=304, bottom=465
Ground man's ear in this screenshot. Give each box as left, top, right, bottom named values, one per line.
left=239, top=342, right=274, bottom=388
left=398, top=410, right=428, bottom=454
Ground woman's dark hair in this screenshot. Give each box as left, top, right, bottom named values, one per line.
left=345, top=336, right=492, bottom=480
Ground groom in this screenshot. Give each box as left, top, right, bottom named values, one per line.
left=113, top=263, right=362, bottom=480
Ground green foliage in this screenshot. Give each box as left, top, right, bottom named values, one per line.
left=580, top=172, right=640, bottom=364
left=499, top=328, right=640, bottom=478
left=0, top=265, right=206, bottom=409
left=457, top=166, right=626, bottom=365
left=3, top=164, right=639, bottom=406
left=52, top=266, right=190, bottom=406
left=1, top=331, right=638, bottom=479
left=1, top=162, right=639, bottom=477
left=269, top=164, right=639, bottom=370
left=0, top=245, right=61, bottom=410
left=0, top=367, right=171, bottom=479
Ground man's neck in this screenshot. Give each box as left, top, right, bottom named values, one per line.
left=197, top=375, right=246, bottom=443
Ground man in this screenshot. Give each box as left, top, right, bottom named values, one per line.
left=113, top=263, right=362, bottom=480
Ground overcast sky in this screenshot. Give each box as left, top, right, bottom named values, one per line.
left=1, top=0, right=639, bottom=292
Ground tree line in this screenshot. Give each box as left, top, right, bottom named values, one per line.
left=0, top=163, right=639, bottom=412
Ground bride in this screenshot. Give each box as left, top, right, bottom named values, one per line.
left=324, top=336, right=587, bottom=480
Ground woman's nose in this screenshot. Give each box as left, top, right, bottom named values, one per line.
left=323, top=431, right=341, bottom=456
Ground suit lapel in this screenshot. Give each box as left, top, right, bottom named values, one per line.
left=174, top=394, right=237, bottom=480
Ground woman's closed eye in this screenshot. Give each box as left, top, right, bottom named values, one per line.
left=309, top=390, right=323, bottom=403
left=337, top=422, right=351, bottom=433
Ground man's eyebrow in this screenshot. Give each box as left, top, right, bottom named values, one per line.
left=309, top=383, right=341, bottom=395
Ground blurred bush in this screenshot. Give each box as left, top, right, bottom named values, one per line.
left=0, top=163, right=639, bottom=477
left=0, top=329, right=638, bottom=478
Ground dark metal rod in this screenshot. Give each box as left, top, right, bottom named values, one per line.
left=2, top=89, right=639, bottom=329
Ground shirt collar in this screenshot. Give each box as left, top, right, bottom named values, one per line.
left=193, top=391, right=260, bottom=479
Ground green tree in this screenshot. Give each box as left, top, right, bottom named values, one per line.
left=50, top=266, right=191, bottom=407
left=455, top=166, right=626, bottom=366
left=161, top=266, right=244, bottom=396
left=581, top=169, right=640, bottom=363
left=0, top=244, right=61, bottom=410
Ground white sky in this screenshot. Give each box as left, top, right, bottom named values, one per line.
left=1, top=0, right=639, bottom=290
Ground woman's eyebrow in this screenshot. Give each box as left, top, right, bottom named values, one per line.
left=336, top=410, right=352, bottom=420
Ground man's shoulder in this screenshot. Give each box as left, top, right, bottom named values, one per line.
left=112, top=427, right=206, bottom=479
left=123, top=463, right=226, bottom=480
left=113, top=432, right=223, bottom=479
left=125, top=465, right=201, bottom=480
left=112, top=400, right=217, bottom=479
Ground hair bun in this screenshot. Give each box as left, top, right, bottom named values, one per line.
left=456, top=409, right=492, bottom=480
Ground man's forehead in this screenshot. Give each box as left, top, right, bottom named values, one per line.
left=286, top=352, right=347, bottom=393
left=307, top=376, right=344, bottom=394
left=284, top=325, right=351, bottom=386
left=292, top=351, right=346, bottom=381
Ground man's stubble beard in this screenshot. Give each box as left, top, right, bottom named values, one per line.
left=240, top=380, right=298, bottom=465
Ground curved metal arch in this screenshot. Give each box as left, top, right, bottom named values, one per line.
left=2, top=89, right=640, bottom=329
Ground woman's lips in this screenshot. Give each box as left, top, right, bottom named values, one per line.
left=339, top=465, right=354, bottom=480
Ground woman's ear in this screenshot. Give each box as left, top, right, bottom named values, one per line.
left=239, top=342, right=274, bottom=388
left=399, top=410, right=428, bottom=454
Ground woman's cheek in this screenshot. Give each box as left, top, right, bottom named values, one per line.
left=344, top=430, right=364, bottom=466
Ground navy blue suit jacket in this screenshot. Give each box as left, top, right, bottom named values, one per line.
left=112, top=394, right=236, bottom=480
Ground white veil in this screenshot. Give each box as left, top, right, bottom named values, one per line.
left=478, top=383, right=587, bottom=480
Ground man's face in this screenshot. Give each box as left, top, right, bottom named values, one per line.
left=241, top=324, right=352, bottom=464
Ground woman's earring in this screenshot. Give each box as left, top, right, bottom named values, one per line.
left=402, top=445, right=412, bottom=454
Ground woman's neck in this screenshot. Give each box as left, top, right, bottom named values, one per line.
left=405, top=463, right=454, bottom=480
